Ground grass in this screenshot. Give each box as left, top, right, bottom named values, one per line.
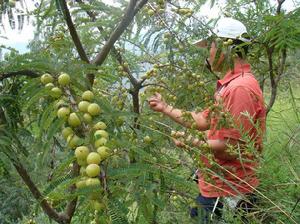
left=258, top=84, right=300, bottom=223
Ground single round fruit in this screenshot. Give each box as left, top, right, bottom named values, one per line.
left=75, top=146, right=89, bottom=159
left=8, top=0, right=16, bottom=8
left=147, top=9, right=155, bottom=16
left=83, top=113, right=92, bottom=123
left=57, top=107, right=70, bottom=119
left=67, top=134, right=80, bottom=148
left=143, top=135, right=152, bottom=143
left=56, top=99, right=66, bottom=108
left=62, top=127, right=73, bottom=140
left=76, top=179, right=86, bottom=189
left=88, top=103, right=101, bottom=116
left=86, top=164, right=100, bottom=177
left=41, top=73, right=54, bottom=84
left=93, top=121, right=107, bottom=130
left=45, top=83, right=55, bottom=89
left=78, top=101, right=90, bottom=112
left=87, top=152, right=101, bottom=164
left=116, top=116, right=124, bottom=126
left=94, top=130, right=109, bottom=139
left=77, top=157, right=87, bottom=166
left=68, top=113, right=81, bottom=127
left=82, top=90, right=94, bottom=101
left=58, top=72, right=70, bottom=86
left=85, top=178, right=100, bottom=186
left=92, top=201, right=105, bottom=211
left=94, top=138, right=107, bottom=148
left=51, top=87, right=62, bottom=98
left=97, top=146, right=110, bottom=160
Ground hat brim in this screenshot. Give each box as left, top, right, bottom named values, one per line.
left=192, top=38, right=208, bottom=48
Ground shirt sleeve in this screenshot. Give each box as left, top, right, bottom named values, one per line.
left=209, top=86, right=257, bottom=141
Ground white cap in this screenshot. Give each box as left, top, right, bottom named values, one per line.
left=194, top=17, right=250, bottom=47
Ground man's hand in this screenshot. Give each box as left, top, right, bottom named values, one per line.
left=148, top=93, right=168, bottom=113
left=173, top=138, right=185, bottom=147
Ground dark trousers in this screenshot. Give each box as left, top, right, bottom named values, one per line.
left=190, top=194, right=257, bottom=223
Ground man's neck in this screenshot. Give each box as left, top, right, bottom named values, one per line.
left=218, top=57, right=248, bottom=79
left=233, top=57, right=247, bottom=69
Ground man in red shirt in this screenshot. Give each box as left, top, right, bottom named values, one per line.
left=149, top=17, right=266, bottom=223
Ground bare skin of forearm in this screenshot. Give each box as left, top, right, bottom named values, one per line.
left=208, top=140, right=238, bottom=161
left=162, top=105, right=210, bottom=131
left=191, top=138, right=237, bottom=161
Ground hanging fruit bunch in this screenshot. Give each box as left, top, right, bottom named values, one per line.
left=40, top=72, right=111, bottom=212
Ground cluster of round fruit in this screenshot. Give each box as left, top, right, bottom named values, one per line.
left=40, top=72, right=71, bottom=98
left=40, top=72, right=110, bottom=210
left=74, top=125, right=110, bottom=188
left=173, top=7, right=193, bottom=17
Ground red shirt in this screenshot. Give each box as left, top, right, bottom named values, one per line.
left=198, top=63, right=266, bottom=197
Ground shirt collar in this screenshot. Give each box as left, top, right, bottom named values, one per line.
left=217, top=63, right=251, bottom=87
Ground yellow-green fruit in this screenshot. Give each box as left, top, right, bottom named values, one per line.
left=45, top=83, right=55, bottom=89
left=80, top=166, right=86, bottom=176
left=55, top=99, right=66, bottom=108
left=82, top=90, right=94, bottom=101
left=67, top=134, right=80, bottom=148
left=94, top=130, right=109, bottom=139
left=143, top=135, right=152, bottom=143
left=68, top=113, right=81, bottom=127
left=75, top=146, right=89, bottom=160
left=94, top=138, right=107, bottom=148
left=92, top=201, right=105, bottom=211
left=147, top=9, right=155, bottom=16
left=97, top=146, right=110, bottom=160
left=51, top=87, right=62, bottom=98
left=41, top=73, right=54, bottom=84
left=88, top=103, right=101, bottom=116
left=86, top=152, right=101, bottom=164
left=77, top=157, right=87, bottom=166
left=83, top=113, right=92, bottom=123
left=76, top=179, right=86, bottom=189
left=57, top=107, right=70, bottom=119
left=86, top=164, right=100, bottom=177
left=116, top=116, right=124, bottom=126
left=78, top=101, right=90, bottom=113
left=58, top=73, right=70, bottom=86
left=62, top=127, right=73, bottom=140
left=227, top=39, right=233, bottom=45
left=85, top=178, right=100, bottom=186
left=8, top=0, right=16, bottom=8
left=93, top=122, right=107, bottom=130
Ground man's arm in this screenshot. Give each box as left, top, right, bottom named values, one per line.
left=207, top=139, right=238, bottom=161
left=174, top=137, right=238, bottom=161
left=148, top=93, right=210, bottom=131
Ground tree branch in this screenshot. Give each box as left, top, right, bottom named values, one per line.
left=13, top=162, right=67, bottom=224
left=75, top=0, right=139, bottom=86
left=91, top=0, right=138, bottom=66
left=75, top=0, right=147, bottom=119
left=275, top=48, right=287, bottom=84
left=63, top=162, right=79, bottom=223
left=277, top=0, right=286, bottom=14
left=59, top=0, right=89, bottom=64
left=74, top=0, right=148, bottom=86
left=266, top=46, right=276, bottom=114
left=0, top=70, right=39, bottom=81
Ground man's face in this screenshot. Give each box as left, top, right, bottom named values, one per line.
left=208, top=41, right=225, bottom=72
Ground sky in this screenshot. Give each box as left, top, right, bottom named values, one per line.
left=0, top=0, right=299, bottom=54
